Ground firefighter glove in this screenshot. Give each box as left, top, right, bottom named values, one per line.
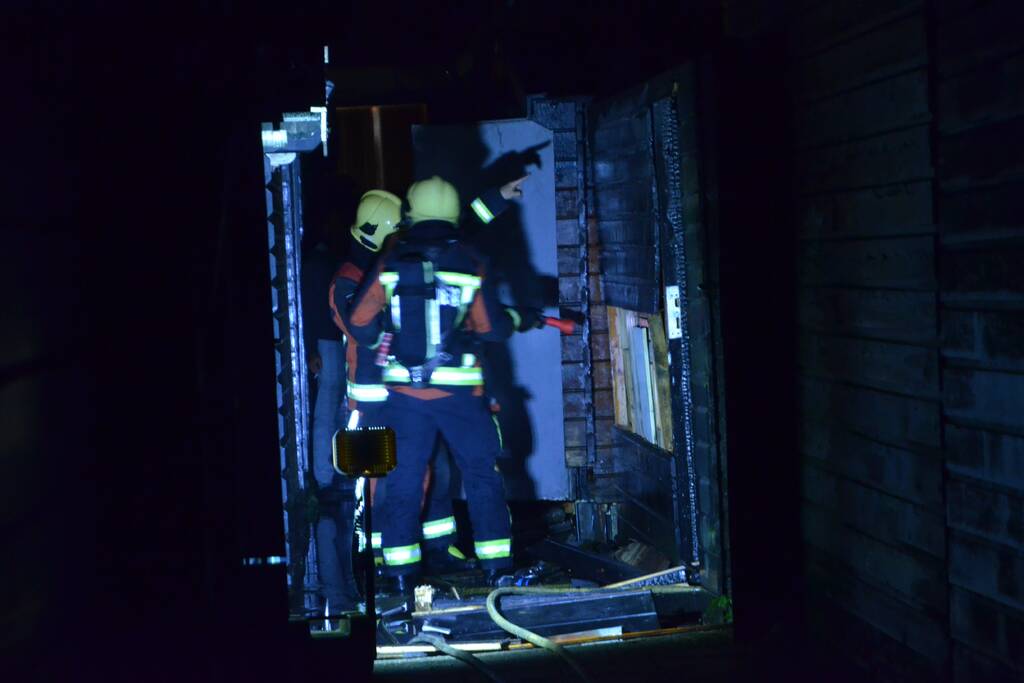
left=506, top=307, right=545, bottom=332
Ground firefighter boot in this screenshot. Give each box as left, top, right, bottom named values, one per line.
left=422, top=544, right=475, bottom=576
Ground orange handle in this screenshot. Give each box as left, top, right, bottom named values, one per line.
left=544, top=316, right=576, bottom=334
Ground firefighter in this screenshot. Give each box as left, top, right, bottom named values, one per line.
left=346, top=175, right=544, bottom=594
left=330, top=179, right=524, bottom=576
left=330, top=189, right=462, bottom=575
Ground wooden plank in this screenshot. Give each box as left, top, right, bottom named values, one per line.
left=596, top=218, right=655, bottom=246
left=788, top=13, right=928, bottom=102
left=807, top=594, right=945, bottom=681
left=602, top=281, right=658, bottom=316
left=801, top=375, right=941, bottom=448
left=946, top=532, right=1024, bottom=610
left=596, top=418, right=614, bottom=448
left=787, top=0, right=923, bottom=59
left=948, top=478, right=1024, bottom=550
left=798, top=180, right=934, bottom=240
left=593, top=151, right=653, bottom=185
left=589, top=65, right=693, bottom=123
left=799, top=286, right=937, bottom=344
left=593, top=181, right=653, bottom=218
left=793, top=69, right=931, bottom=149
left=608, top=307, right=631, bottom=429
left=799, top=236, right=936, bottom=290
left=592, top=116, right=651, bottom=155
left=935, top=0, right=1024, bottom=79
left=801, top=416, right=944, bottom=508
left=939, top=178, right=1024, bottom=248
left=953, top=642, right=1022, bottom=683
left=941, top=308, right=1024, bottom=372
left=799, top=333, right=939, bottom=396
left=600, top=245, right=659, bottom=278
left=938, top=50, right=1024, bottom=135
left=945, top=424, right=1024, bottom=491
left=803, top=503, right=947, bottom=613
left=940, top=245, right=1024, bottom=296
left=593, top=388, right=615, bottom=418
left=802, top=461, right=947, bottom=557
left=805, top=557, right=951, bottom=665
left=627, top=325, right=656, bottom=444
left=591, top=332, right=611, bottom=362
left=647, top=312, right=674, bottom=452
left=950, top=585, right=1024, bottom=671
left=795, top=125, right=933, bottom=194
left=590, top=304, right=609, bottom=333
left=939, top=115, right=1024, bottom=190
left=944, top=367, right=1024, bottom=434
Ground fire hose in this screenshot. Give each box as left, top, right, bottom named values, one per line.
left=485, top=586, right=595, bottom=683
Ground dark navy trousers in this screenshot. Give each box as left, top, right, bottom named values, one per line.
left=378, top=391, right=511, bottom=575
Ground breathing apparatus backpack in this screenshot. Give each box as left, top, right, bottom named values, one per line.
left=378, top=237, right=485, bottom=388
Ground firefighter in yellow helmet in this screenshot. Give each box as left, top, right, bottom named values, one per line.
left=346, top=175, right=543, bottom=595
left=330, top=189, right=451, bottom=574
left=310, top=189, right=402, bottom=615
left=329, top=176, right=526, bottom=585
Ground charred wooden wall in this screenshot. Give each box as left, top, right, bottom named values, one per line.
left=934, top=0, right=1024, bottom=679
left=728, top=0, right=1024, bottom=679
left=786, top=3, right=947, bottom=679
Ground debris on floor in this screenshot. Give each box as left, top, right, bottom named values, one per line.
left=363, top=533, right=714, bottom=656
left=524, top=538, right=646, bottom=584
left=612, top=540, right=671, bottom=574
left=410, top=588, right=660, bottom=643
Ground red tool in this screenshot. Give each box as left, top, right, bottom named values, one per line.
left=543, top=316, right=576, bottom=334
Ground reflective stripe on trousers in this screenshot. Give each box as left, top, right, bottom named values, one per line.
left=422, top=515, right=456, bottom=540
left=347, top=382, right=389, bottom=403
left=475, top=538, right=511, bottom=559
left=382, top=543, right=422, bottom=566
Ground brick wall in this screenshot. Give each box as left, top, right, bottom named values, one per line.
left=528, top=97, right=612, bottom=496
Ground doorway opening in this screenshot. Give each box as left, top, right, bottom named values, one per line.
left=259, top=61, right=729, bottom=654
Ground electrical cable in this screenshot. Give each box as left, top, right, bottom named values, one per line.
left=408, top=632, right=505, bottom=683
left=485, top=586, right=596, bottom=683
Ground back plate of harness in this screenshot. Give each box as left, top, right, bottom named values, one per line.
left=386, top=241, right=471, bottom=387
